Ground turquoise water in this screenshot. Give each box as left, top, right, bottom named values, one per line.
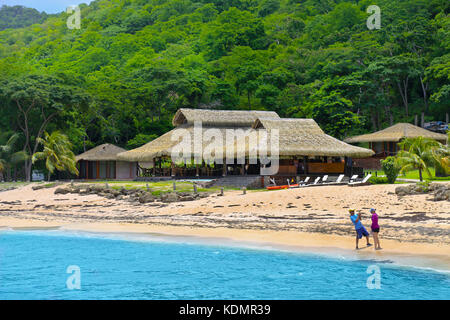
left=0, top=230, right=449, bottom=300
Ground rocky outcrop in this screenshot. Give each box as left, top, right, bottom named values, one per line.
left=51, top=184, right=210, bottom=204
left=395, top=183, right=449, bottom=201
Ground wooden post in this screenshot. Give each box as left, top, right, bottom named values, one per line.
left=173, top=181, right=176, bottom=191
left=96, top=161, right=99, bottom=179
left=414, top=114, right=418, bottom=126
left=171, top=160, right=175, bottom=177
left=220, top=187, right=224, bottom=196
left=242, top=187, right=246, bottom=195
left=222, top=164, right=227, bottom=177
left=303, top=157, right=308, bottom=174
left=193, top=183, right=197, bottom=194
left=421, top=112, right=425, bottom=127
left=85, top=161, right=88, bottom=179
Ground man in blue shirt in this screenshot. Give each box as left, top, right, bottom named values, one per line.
left=349, top=209, right=372, bottom=250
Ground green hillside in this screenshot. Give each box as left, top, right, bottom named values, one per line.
left=0, top=0, right=448, bottom=155
left=0, top=5, right=48, bottom=30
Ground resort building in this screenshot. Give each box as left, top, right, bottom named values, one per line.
left=117, top=108, right=374, bottom=183
left=76, top=144, right=137, bottom=180
left=344, top=122, right=448, bottom=169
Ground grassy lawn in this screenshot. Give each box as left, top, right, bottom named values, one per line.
left=83, top=180, right=260, bottom=195
left=365, top=168, right=450, bottom=181
left=0, top=182, right=31, bottom=189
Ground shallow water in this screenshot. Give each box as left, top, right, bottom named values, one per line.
left=0, top=230, right=449, bottom=300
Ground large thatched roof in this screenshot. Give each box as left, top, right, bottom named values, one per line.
left=76, top=144, right=127, bottom=161
left=228, top=118, right=374, bottom=158
left=117, top=125, right=234, bottom=162
left=345, top=123, right=448, bottom=144
left=117, top=113, right=374, bottom=161
left=172, top=108, right=279, bottom=126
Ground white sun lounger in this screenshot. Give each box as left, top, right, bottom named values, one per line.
left=349, top=175, right=358, bottom=183
left=324, top=174, right=345, bottom=185
left=349, top=174, right=372, bottom=186
left=298, top=176, right=310, bottom=187
left=313, top=177, right=321, bottom=185
left=322, top=175, right=328, bottom=183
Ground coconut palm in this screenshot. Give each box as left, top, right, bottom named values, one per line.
left=395, top=136, right=441, bottom=181
left=430, top=141, right=450, bottom=176
left=0, top=133, right=29, bottom=181
left=32, top=131, right=79, bottom=181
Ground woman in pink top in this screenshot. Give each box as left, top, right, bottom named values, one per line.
left=370, top=208, right=382, bottom=250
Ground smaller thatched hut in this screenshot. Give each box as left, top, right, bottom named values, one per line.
left=76, top=144, right=137, bottom=180
left=344, top=123, right=448, bottom=169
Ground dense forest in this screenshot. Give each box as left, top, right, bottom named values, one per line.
left=0, top=0, right=449, bottom=179
left=0, top=5, right=48, bottom=30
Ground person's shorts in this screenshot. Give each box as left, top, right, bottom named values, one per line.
left=355, top=227, right=369, bottom=239
left=371, top=227, right=380, bottom=233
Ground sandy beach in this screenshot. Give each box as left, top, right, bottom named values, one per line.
left=1, top=183, right=449, bottom=270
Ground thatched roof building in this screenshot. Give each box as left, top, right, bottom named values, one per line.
left=172, top=108, right=280, bottom=127
left=76, top=144, right=136, bottom=180
left=76, top=144, right=127, bottom=161
left=117, top=109, right=281, bottom=162
left=232, top=118, right=374, bottom=158
left=117, top=108, right=374, bottom=171
left=345, top=123, right=448, bottom=144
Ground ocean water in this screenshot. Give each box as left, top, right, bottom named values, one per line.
left=0, top=230, right=449, bottom=300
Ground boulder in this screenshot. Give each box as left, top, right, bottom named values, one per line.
left=160, top=192, right=179, bottom=203
left=54, top=187, right=70, bottom=195
left=139, top=193, right=156, bottom=204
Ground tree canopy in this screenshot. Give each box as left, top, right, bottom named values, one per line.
left=0, top=0, right=448, bottom=159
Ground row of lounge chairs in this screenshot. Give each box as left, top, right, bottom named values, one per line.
left=268, top=174, right=372, bottom=189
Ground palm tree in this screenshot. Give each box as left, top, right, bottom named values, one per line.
left=0, top=133, right=29, bottom=181
left=32, top=131, right=79, bottom=181
left=395, top=136, right=440, bottom=181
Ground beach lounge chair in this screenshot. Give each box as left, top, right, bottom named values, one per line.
left=313, top=177, right=321, bottom=185
left=299, top=176, right=310, bottom=186
left=322, top=175, right=328, bottom=183
left=349, top=174, right=358, bottom=183
left=348, top=174, right=372, bottom=187
left=324, top=174, right=345, bottom=185
left=335, top=174, right=345, bottom=184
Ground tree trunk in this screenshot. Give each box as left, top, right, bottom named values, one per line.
left=48, top=171, right=51, bottom=182
left=418, top=168, right=423, bottom=182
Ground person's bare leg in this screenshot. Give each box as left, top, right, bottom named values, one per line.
left=366, top=236, right=372, bottom=246
left=372, top=233, right=377, bottom=249
left=356, top=236, right=359, bottom=249
left=374, top=233, right=382, bottom=249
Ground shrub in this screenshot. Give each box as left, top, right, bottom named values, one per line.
left=381, top=156, right=400, bottom=184
left=369, top=176, right=388, bottom=184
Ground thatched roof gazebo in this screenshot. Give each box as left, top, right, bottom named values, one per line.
left=76, top=144, right=137, bottom=180
left=344, top=123, right=448, bottom=144
left=344, top=123, right=448, bottom=170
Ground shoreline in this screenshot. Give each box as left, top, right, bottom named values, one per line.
left=1, top=217, right=449, bottom=272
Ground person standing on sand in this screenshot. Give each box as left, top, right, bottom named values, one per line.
left=370, top=208, right=382, bottom=250
left=349, top=209, right=372, bottom=250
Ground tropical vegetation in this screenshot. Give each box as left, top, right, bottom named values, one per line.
left=0, top=0, right=448, bottom=180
